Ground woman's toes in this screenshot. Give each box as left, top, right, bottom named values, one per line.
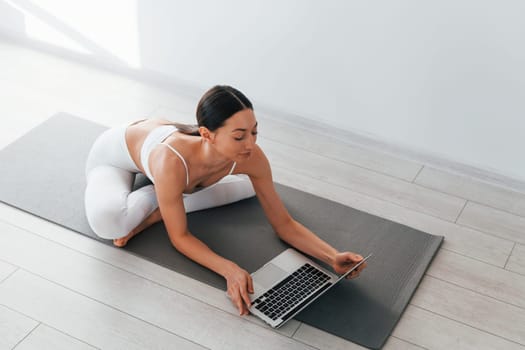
left=113, top=238, right=127, bottom=247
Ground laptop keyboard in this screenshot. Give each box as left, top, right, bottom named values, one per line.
left=252, top=263, right=332, bottom=321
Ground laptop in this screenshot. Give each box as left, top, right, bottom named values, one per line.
left=249, top=248, right=371, bottom=328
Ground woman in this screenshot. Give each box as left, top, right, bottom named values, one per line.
left=85, top=85, right=367, bottom=315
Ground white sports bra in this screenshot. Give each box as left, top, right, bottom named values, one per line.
left=140, top=125, right=236, bottom=186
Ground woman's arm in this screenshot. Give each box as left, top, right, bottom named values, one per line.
left=246, top=146, right=367, bottom=277
left=152, top=150, right=254, bottom=315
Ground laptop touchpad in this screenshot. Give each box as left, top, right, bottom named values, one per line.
left=254, top=263, right=288, bottom=289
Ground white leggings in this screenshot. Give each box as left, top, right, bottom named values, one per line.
left=84, top=125, right=256, bottom=239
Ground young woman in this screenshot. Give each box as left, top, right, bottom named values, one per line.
left=85, top=85, right=367, bottom=315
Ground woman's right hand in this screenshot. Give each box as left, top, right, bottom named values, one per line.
left=224, top=262, right=254, bottom=316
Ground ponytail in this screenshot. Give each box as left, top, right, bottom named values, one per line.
left=169, top=122, right=200, bottom=136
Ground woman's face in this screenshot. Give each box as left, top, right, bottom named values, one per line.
left=209, top=109, right=258, bottom=162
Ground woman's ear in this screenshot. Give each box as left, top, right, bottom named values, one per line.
left=199, top=127, right=215, bottom=143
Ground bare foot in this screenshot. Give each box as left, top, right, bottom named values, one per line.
left=112, top=208, right=162, bottom=248
left=113, top=230, right=139, bottom=247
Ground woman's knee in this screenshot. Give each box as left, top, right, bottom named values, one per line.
left=85, top=206, right=129, bottom=239
left=85, top=184, right=158, bottom=240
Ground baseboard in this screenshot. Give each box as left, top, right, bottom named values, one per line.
left=2, top=31, right=525, bottom=195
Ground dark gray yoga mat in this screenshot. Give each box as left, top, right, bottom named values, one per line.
left=0, top=113, right=443, bottom=349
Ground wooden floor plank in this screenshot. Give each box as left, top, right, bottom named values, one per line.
left=393, top=305, right=525, bottom=350
left=411, top=276, right=525, bottom=345
left=427, top=249, right=525, bottom=308
left=507, top=244, right=525, bottom=276
left=0, top=259, right=17, bottom=283
left=415, top=167, right=525, bottom=217
left=458, top=202, right=525, bottom=244
left=0, top=270, right=207, bottom=350
left=0, top=305, right=39, bottom=350
left=15, top=324, right=98, bottom=350
left=252, top=113, right=422, bottom=182
left=259, top=138, right=466, bottom=222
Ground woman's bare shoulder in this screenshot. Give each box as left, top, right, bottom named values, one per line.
left=150, top=149, right=188, bottom=192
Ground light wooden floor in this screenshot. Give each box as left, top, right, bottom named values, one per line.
left=1, top=39, right=524, bottom=350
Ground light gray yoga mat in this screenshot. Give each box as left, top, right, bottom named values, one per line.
left=0, top=113, right=443, bottom=349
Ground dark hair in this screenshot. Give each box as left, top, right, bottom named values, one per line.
left=173, top=85, right=253, bottom=136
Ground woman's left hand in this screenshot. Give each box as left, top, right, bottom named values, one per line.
left=332, top=252, right=367, bottom=279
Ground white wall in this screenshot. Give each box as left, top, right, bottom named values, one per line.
left=2, top=0, right=525, bottom=182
